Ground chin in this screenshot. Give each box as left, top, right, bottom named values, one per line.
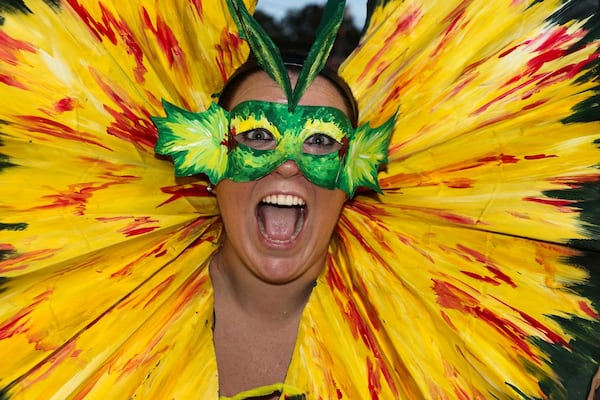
left=250, top=249, right=325, bottom=286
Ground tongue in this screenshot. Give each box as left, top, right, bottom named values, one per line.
left=258, top=204, right=300, bottom=241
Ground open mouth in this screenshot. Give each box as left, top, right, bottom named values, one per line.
left=257, top=194, right=306, bottom=244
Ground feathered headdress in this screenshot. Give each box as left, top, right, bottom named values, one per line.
left=151, top=0, right=395, bottom=197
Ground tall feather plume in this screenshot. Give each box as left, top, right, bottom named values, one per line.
left=226, top=0, right=293, bottom=102
left=226, top=0, right=347, bottom=110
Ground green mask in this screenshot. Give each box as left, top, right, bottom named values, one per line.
left=227, top=100, right=350, bottom=188
left=152, top=99, right=394, bottom=197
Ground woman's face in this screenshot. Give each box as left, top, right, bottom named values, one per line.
left=215, top=71, right=349, bottom=284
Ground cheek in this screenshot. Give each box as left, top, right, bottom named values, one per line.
left=314, top=189, right=347, bottom=227
left=215, top=181, right=255, bottom=224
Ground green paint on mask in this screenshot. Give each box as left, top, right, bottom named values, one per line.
left=153, top=100, right=394, bottom=197
left=227, top=101, right=350, bottom=189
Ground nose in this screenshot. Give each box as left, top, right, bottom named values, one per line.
left=274, top=159, right=301, bottom=178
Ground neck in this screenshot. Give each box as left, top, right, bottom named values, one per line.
left=210, top=250, right=317, bottom=322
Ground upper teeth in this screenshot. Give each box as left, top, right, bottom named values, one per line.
left=262, top=194, right=306, bottom=206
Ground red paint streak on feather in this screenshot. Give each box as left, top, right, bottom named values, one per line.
left=0, top=309, right=33, bottom=340
left=348, top=289, right=397, bottom=394
left=217, top=29, right=246, bottom=83
left=0, top=73, right=27, bottom=89
left=499, top=41, right=531, bottom=58
left=54, top=97, right=75, bottom=113
left=157, top=184, right=213, bottom=207
left=0, top=30, right=36, bottom=66
left=190, top=0, right=204, bottom=20
left=179, top=217, right=217, bottom=242
left=338, top=214, right=389, bottom=268
left=535, top=26, right=584, bottom=53
left=524, top=196, right=577, bottom=211
left=381, top=84, right=404, bottom=110
left=66, top=0, right=117, bottom=43
left=26, top=340, right=80, bottom=386
left=477, top=154, right=520, bottom=164
left=550, top=174, right=600, bottom=188
left=502, top=27, right=585, bottom=86
left=522, top=99, right=549, bottom=111
left=0, top=289, right=53, bottom=348
left=461, top=271, right=502, bottom=286
left=358, top=8, right=422, bottom=83
left=473, top=110, right=523, bottom=131
left=453, top=385, right=470, bottom=400
left=346, top=199, right=386, bottom=218
left=66, top=0, right=147, bottom=83
left=16, top=115, right=111, bottom=150
left=141, top=275, right=176, bottom=309
left=110, top=242, right=167, bottom=278
left=498, top=299, right=570, bottom=346
left=578, top=301, right=600, bottom=319
left=444, top=178, right=475, bottom=189
left=96, top=216, right=131, bottom=223
left=527, top=49, right=566, bottom=76
left=116, top=271, right=209, bottom=382
left=536, top=52, right=600, bottom=88
left=0, top=243, right=16, bottom=251
left=343, top=210, right=396, bottom=255
left=474, top=72, right=549, bottom=115
left=515, top=309, right=569, bottom=346
left=401, top=234, right=435, bottom=264
left=90, top=68, right=158, bottom=149
left=431, top=1, right=469, bottom=58
left=524, top=154, right=557, bottom=160
left=0, top=249, right=57, bottom=273
left=118, top=345, right=170, bottom=380
left=119, top=216, right=160, bottom=237
left=444, top=74, right=477, bottom=102
left=477, top=28, right=594, bottom=116
left=122, top=227, right=158, bottom=236
left=486, top=265, right=516, bottom=288
left=433, top=280, right=540, bottom=361
left=367, top=358, right=381, bottom=399
left=457, top=244, right=516, bottom=287
left=325, top=264, right=398, bottom=395
left=441, top=310, right=457, bottom=331
left=434, top=210, right=478, bottom=225
left=142, top=8, right=187, bottom=75
left=32, top=175, right=138, bottom=216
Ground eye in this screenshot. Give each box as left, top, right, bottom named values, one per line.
left=302, top=133, right=342, bottom=155
left=234, top=128, right=277, bottom=150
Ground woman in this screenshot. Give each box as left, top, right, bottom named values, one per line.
left=0, top=0, right=598, bottom=398
left=211, top=65, right=353, bottom=398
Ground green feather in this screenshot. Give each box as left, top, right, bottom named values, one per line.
left=152, top=100, right=229, bottom=184
left=226, top=0, right=293, bottom=102
left=339, top=113, right=396, bottom=196
left=291, top=0, right=347, bottom=109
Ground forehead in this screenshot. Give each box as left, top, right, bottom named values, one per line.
left=225, top=70, right=352, bottom=117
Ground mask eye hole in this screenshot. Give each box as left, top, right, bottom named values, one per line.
left=234, top=128, right=277, bottom=150
left=302, top=133, right=342, bottom=155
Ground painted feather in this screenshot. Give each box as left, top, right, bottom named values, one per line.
left=226, top=0, right=293, bottom=105
left=152, top=100, right=229, bottom=183
left=0, top=0, right=598, bottom=399
left=339, top=0, right=600, bottom=397
left=290, top=0, right=347, bottom=108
